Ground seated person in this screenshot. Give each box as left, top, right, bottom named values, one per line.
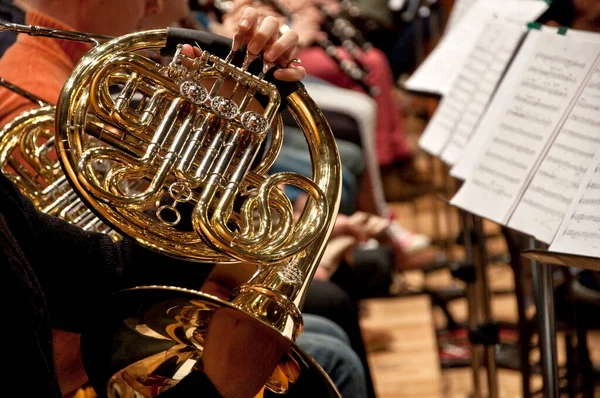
left=0, top=1, right=363, bottom=398
left=275, top=0, right=422, bottom=176
left=212, top=0, right=431, bottom=199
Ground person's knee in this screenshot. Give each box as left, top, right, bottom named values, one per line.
left=362, top=48, right=391, bottom=75
left=303, top=313, right=351, bottom=345
left=305, top=280, right=353, bottom=315
left=364, top=47, right=389, bottom=68
left=297, top=332, right=368, bottom=398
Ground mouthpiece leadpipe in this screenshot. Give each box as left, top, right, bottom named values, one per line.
left=0, top=19, right=111, bottom=45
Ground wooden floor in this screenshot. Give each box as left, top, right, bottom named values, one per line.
left=358, top=144, right=600, bottom=397
left=360, top=193, right=600, bottom=397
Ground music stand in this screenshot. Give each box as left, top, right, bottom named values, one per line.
left=520, top=249, right=600, bottom=397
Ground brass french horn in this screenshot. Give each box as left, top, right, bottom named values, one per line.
left=0, top=79, right=120, bottom=238
left=0, top=21, right=342, bottom=397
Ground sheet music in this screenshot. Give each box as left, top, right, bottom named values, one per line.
left=450, top=27, right=600, bottom=180
left=403, top=0, right=549, bottom=96
left=450, top=29, right=600, bottom=224
left=549, top=160, right=600, bottom=258
left=508, top=59, right=600, bottom=243
left=450, top=28, right=547, bottom=181
left=418, top=19, right=506, bottom=155
left=445, top=0, right=480, bottom=32
left=441, top=24, right=525, bottom=164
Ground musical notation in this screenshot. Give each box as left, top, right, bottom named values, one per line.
left=418, top=18, right=505, bottom=156
left=508, top=55, right=600, bottom=242
left=549, top=157, right=600, bottom=257
left=448, top=24, right=526, bottom=175
left=450, top=29, right=600, bottom=225
left=403, top=0, right=549, bottom=96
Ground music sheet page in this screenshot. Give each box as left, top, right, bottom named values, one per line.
left=449, top=28, right=600, bottom=180
left=445, top=0, right=480, bottom=33
left=549, top=159, right=600, bottom=258
left=508, top=53, right=600, bottom=243
left=440, top=23, right=525, bottom=164
left=403, top=0, right=549, bottom=96
left=418, top=18, right=506, bottom=156
left=450, top=29, right=600, bottom=224
left=449, top=27, right=547, bottom=182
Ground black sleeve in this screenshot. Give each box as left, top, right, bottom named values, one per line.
left=0, top=174, right=214, bottom=333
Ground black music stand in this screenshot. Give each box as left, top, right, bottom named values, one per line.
left=521, top=249, right=600, bottom=397
left=522, top=250, right=600, bottom=273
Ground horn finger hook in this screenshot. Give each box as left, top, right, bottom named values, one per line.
left=284, top=58, right=302, bottom=68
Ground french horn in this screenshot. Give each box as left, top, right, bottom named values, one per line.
left=0, top=21, right=342, bottom=397
left=0, top=79, right=120, bottom=238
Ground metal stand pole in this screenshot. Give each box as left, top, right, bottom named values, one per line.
left=460, top=211, right=482, bottom=398
left=529, top=238, right=560, bottom=398
left=428, top=154, right=444, bottom=248
left=513, top=249, right=532, bottom=397
left=472, top=215, right=499, bottom=398
left=443, top=163, right=457, bottom=261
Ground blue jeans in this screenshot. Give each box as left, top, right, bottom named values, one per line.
left=271, top=127, right=365, bottom=215
left=297, top=314, right=368, bottom=398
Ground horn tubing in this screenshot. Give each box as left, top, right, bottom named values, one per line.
left=0, top=19, right=112, bottom=45
left=0, top=77, right=50, bottom=107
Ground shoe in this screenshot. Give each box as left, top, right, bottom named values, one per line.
left=362, top=328, right=394, bottom=353
left=388, top=272, right=424, bottom=296
left=387, top=219, right=431, bottom=254
left=436, top=327, right=472, bottom=368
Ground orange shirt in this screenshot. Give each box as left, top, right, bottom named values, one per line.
left=0, top=10, right=91, bottom=127
left=0, top=10, right=94, bottom=397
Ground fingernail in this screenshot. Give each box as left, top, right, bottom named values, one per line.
left=240, top=19, right=250, bottom=29
left=264, top=49, right=275, bottom=61
left=248, top=42, right=260, bottom=54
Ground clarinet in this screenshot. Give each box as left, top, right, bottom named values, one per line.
left=338, top=0, right=387, bottom=41
left=317, top=3, right=373, bottom=54
left=262, top=0, right=379, bottom=97
left=316, top=3, right=372, bottom=76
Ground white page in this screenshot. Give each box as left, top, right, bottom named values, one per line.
left=549, top=159, right=600, bottom=258
left=441, top=23, right=526, bottom=165
left=451, top=28, right=545, bottom=181
left=450, top=30, right=600, bottom=224
left=508, top=57, right=600, bottom=243
left=448, top=25, right=597, bottom=179
left=404, top=0, right=549, bottom=96
left=418, top=18, right=505, bottom=156
left=445, top=0, right=480, bottom=33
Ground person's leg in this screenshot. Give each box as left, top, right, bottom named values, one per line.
left=282, top=126, right=365, bottom=183
left=297, top=330, right=368, bottom=398
left=331, top=247, right=395, bottom=299
left=360, top=47, right=412, bottom=166
left=303, top=279, right=377, bottom=398
left=303, top=313, right=351, bottom=345
left=299, top=80, right=434, bottom=257
left=271, top=127, right=363, bottom=215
